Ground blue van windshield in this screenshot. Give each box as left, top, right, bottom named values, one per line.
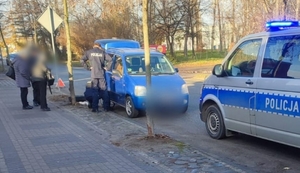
left=125, top=55, right=175, bottom=75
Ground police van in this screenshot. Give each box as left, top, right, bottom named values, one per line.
left=199, top=21, right=300, bottom=148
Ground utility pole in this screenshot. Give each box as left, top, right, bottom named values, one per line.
left=63, top=0, right=76, bottom=104
left=143, top=0, right=154, bottom=137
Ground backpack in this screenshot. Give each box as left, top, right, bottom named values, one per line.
left=5, top=65, right=15, bottom=80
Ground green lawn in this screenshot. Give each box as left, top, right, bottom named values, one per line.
left=168, top=50, right=226, bottom=64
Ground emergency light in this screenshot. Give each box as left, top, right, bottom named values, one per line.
left=266, top=21, right=300, bottom=31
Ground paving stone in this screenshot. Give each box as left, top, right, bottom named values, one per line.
left=29, top=134, right=81, bottom=146
left=13, top=113, right=49, bottom=119
left=0, top=74, right=162, bottom=173
left=20, top=122, right=62, bottom=130
left=175, top=160, right=189, bottom=165
left=187, top=163, right=200, bottom=169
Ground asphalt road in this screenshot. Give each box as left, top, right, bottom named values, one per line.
left=56, top=64, right=300, bottom=173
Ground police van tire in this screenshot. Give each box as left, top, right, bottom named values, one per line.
left=204, top=104, right=226, bottom=139
left=126, top=97, right=139, bottom=118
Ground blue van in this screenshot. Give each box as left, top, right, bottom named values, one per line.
left=105, top=48, right=189, bottom=118
left=94, top=39, right=140, bottom=50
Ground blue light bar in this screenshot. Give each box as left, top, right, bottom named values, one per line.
left=266, top=21, right=300, bottom=31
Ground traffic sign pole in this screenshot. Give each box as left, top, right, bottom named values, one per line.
left=37, top=6, right=63, bottom=91
left=48, top=7, right=59, bottom=90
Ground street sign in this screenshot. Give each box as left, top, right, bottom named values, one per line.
left=37, top=7, right=63, bottom=33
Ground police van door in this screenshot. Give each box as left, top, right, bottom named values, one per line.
left=256, top=35, right=300, bottom=147
left=111, top=55, right=126, bottom=105
left=217, top=38, right=262, bottom=135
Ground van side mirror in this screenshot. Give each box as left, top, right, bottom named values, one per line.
left=174, top=68, right=179, bottom=73
left=112, top=70, right=122, bottom=77
left=212, top=64, right=224, bottom=77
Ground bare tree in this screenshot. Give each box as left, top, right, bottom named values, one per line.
left=153, top=0, right=185, bottom=57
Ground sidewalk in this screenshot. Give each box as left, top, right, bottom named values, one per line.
left=0, top=74, right=161, bottom=173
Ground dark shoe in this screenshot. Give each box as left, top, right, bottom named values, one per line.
left=41, top=107, right=51, bottom=111
left=33, top=102, right=40, bottom=107
left=23, top=105, right=33, bottom=110
left=88, top=104, right=92, bottom=109
left=92, top=109, right=100, bottom=113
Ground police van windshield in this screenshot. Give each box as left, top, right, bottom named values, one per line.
left=125, top=55, right=175, bottom=75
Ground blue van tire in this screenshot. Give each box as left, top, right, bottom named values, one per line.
left=181, top=105, right=188, bottom=114
left=125, top=97, right=139, bottom=118
left=204, top=104, right=226, bottom=139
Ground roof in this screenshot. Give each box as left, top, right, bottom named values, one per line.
left=94, top=39, right=139, bottom=46
left=106, top=48, right=163, bottom=56
left=242, top=28, right=300, bottom=40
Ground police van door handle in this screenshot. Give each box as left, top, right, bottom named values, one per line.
left=245, top=80, right=253, bottom=85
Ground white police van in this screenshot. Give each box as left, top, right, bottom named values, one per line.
left=199, top=21, right=300, bottom=148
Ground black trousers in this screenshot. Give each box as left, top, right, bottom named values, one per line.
left=39, top=80, right=48, bottom=109
left=20, top=87, right=29, bottom=108
left=32, top=82, right=40, bottom=104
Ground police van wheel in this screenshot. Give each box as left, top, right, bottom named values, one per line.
left=126, top=97, right=139, bottom=118
left=205, top=105, right=225, bottom=139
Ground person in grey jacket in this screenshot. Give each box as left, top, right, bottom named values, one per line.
left=13, top=53, right=33, bottom=110
left=81, top=42, right=112, bottom=113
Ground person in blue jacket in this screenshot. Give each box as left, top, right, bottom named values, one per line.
left=84, top=81, right=95, bottom=109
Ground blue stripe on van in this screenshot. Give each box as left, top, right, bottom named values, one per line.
left=201, top=87, right=300, bottom=117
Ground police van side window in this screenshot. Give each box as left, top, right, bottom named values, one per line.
left=224, top=39, right=262, bottom=77
left=262, top=35, right=300, bottom=79
left=113, top=55, right=123, bottom=75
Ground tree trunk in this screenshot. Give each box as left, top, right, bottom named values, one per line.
left=0, top=47, right=3, bottom=72
left=211, top=0, right=216, bottom=50
left=143, top=0, right=154, bottom=137
left=195, top=0, right=202, bottom=51
left=184, top=32, right=188, bottom=57
left=296, top=0, right=299, bottom=20
left=231, top=0, right=235, bottom=43
left=0, top=24, right=10, bottom=63
left=217, top=0, right=222, bottom=52
left=63, top=0, right=76, bottom=105
left=190, top=4, right=195, bottom=56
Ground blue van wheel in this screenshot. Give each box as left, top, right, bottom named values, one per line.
left=125, top=97, right=139, bottom=118
left=204, top=104, right=225, bottom=139
left=181, top=105, right=188, bottom=114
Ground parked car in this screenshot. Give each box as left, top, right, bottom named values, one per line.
left=105, top=48, right=189, bottom=118
left=6, top=53, right=18, bottom=66
left=94, top=39, right=140, bottom=50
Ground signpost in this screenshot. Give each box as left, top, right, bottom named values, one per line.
left=37, top=6, right=63, bottom=85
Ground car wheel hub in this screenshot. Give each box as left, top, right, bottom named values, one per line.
left=208, top=112, right=220, bottom=134
left=126, top=100, right=132, bottom=115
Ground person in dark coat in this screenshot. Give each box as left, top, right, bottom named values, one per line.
left=80, top=42, right=112, bottom=113
left=30, top=48, right=51, bottom=111
left=84, top=81, right=96, bottom=109
left=13, top=52, right=33, bottom=110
